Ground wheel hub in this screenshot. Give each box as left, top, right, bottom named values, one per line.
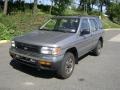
left=65, top=58, right=74, bottom=74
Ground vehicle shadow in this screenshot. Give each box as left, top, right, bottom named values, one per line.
left=9, top=53, right=91, bottom=79
left=78, top=52, right=94, bottom=62
left=10, top=59, right=57, bottom=79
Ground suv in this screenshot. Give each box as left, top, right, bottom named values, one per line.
left=9, top=16, right=104, bottom=79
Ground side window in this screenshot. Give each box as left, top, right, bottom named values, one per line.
left=90, top=19, right=98, bottom=32
left=80, top=19, right=90, bottom=35
left=97, top=19, right=103, bottom=29
left=94, top=19, right=99, bottom=30
left=90, top=19, right=96, bottom=32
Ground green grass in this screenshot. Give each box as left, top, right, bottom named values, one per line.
left=0, top=12, right=51, bottom=40
left=64, top=9, right=84, bottom=15
left=101, top=16, right=120, bottom=29
left=0, top=10, right=120, bottom=40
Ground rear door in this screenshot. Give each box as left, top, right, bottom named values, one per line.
left=89, top=18, right=101, bottom=48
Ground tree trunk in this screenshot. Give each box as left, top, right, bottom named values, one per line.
left=3, top=0, right=8, bottom=15
left=33, top=0, right=37, bottom=15
left=92, top=4, right=93, bottom=9
left=100, top=4, right=102, bottom=13
left=49, top=0, right=53, bottom=14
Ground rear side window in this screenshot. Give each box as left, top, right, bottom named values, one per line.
left=90, top=19, right=98, bottom=32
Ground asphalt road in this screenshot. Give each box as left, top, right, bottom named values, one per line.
left=0, top=30, right=120, bottom=90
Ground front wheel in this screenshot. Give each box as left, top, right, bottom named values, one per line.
left=57, top=52, right=75, bottom=79
left=92, top=40, right=102, bottom=56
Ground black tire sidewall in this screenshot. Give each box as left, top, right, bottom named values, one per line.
left=94, top=40, right=102, bottom=56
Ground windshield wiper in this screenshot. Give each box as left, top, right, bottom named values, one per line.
left=53, top=29, right=69, bottom=33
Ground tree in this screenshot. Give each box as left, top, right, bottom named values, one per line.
left=78, top=0, right=110, bottom=14
left=107, top=3, right=120, bottom=24
left=33, top=0, right=38, bottom=15
left=49, top=0, right=54, bottom=14
left=96, top=0, right=110, bottom=13
left=53, top=0, right=73, bottom=15
left=78, top=0, right=95, bottom=14
left=3, top=0, right=8, bottom=15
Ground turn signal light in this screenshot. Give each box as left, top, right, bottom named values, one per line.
left=38, top=61, right=52, bottom=66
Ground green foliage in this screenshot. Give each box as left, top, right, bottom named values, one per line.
left=0, top=12, right=51, bottom=40
left=0, top=23, right=21, bottom=40
left=0, top=0, right=120, bottom=40
left=53, top=0, right=73, bottom=15
left=64, top=9, right=120, bottom=29
left=0, top=23, right=11, bottom=40
left=37, top=4, right=51, bottom=13
left=102, top=16, right=120, bottom=29
left=0, top=14, right=20, bottom=40
left=0, top=11, right=120, bottom=40
left=107, top=3, right=120, bottom=24
left=88, top=11, right=100, bottom=16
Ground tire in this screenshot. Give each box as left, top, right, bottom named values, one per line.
left=57, top=52, right=75, bottom=79
left=92, top=40, right=102, bottom=56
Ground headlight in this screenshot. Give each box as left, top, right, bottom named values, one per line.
left=41, top=47, right=61, bottom=55
left=11, top=41, right=15, bottom=47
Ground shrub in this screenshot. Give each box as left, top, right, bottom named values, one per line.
left=107, top=3, right=120, bottom=24
left=0, top=23, right=13, bottom=40
left=0, top=23, right=22, bottom=40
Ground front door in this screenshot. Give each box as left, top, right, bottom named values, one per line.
left=77, top=18, right=93, bottom=57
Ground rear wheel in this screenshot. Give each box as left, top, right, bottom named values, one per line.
left=57, top=52, right=75, bottom=79
left=92, top=40, right=102, bottom=56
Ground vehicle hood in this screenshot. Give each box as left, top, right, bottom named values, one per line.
left=14, top=30, right=74, bottom=46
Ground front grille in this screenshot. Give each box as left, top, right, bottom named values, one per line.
left=15, top=42, right=40, bottom=53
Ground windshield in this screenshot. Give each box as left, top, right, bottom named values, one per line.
left=40, top=18, right=80, bottom=33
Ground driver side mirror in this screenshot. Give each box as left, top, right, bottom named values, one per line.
left=81, top=29, right=90, bottom=36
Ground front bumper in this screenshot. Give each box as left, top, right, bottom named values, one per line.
left=9, top=47, right=64, bottom=70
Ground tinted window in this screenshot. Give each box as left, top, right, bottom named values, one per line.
left=90, top=19, right=98, bottom=32
left=80, top=19, right=90, bottom=32
left=96, top=18, right=103, bottom=29
left=41, top=18, right=79, bottom=33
